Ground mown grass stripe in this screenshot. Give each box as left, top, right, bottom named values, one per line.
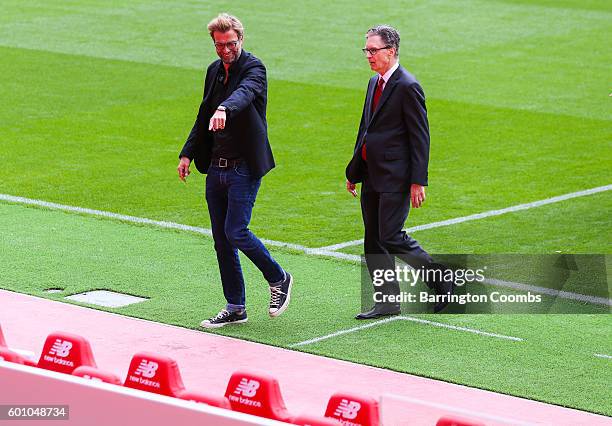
left=319, top=184, right=612, bottom=251
left=2, top=193, right=610, bottom=309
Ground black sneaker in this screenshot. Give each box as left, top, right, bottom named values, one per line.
left=200, top=309, right=247, bottom=329
left=269, top=272, right=293, bottom=317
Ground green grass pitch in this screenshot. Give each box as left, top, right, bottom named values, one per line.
left=0, top=0, right=610, bottom=416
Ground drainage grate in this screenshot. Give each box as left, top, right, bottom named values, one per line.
left=65, top=290, right=148, bottom=308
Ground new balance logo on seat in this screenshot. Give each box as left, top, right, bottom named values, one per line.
left=49, top=339, right=72, bottom=357
left=134, top=360, right=159, bottom=378
left=234, top=378, right=260, bottom=397
left=334, top=399, right=362, bottom=420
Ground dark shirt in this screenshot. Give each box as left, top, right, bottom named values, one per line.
left=210, top=63, right=241, bottom=160
left=179, top=50, right=275, bottom=178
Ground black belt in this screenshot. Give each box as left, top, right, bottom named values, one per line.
left=210, top=157, right=242, bottom=168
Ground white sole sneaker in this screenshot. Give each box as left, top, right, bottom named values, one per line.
left=269, top=274, right=293, bottom=318
left=200, top=318, right=248, bottom=329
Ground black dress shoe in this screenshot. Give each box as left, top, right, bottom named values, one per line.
left=355, top=304, right=401, bottom=320
left=429, top=263, right=456, bottom=313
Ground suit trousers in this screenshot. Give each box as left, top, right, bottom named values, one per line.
left=360, top=174, right=433, bottom=299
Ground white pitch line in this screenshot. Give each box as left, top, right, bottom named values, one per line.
left=0, top=193, right=312, bottom=251
left=594, top=353, right=612, bottom=360
left=484, top=278, right=612, bottom=307
left=0, top=193, right=213, bottom=235
left=318, top=184, right=612, bottom=251
left=289, top=316, right=404, bottom=347
left=318, top=238, right=365, bottom=252
left=0, top=194, right=358, bottom=259
left=305, top=248, right=361, bottom=262
left=2, top=193, right=610, bottom=308
left=401, top=316, right=524, bottom=341
left=290, top=316, right=523, bottom=347
left=0, top=193, right=364, bottom=261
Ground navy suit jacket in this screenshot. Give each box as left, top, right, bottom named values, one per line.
left=179, top=50, right=275, bottom=179
left=346, top=65, right=430, bottom=192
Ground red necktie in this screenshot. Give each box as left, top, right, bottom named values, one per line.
left=361, top=77, right=384, bottom=161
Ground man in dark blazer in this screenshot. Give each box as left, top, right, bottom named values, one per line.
left=346, top=25, right=448, bottom=319
left=177, top=13, right=292, bottom=328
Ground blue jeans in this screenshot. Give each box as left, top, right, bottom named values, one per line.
left=205, top=162, right=284, bottom=309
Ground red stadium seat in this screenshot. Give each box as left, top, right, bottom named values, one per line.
left=0, top=325, right=36, bottom=367
left=178, top=390, right=231, bottom=409
left=23, top=358, right=38, bottom=367
left=0, top=324, right=6, bottom=347
left=37, top=331, right=96, bottom=374
left=436, top=416, right=486, bottom=426
left=225, top=369, right=292, bottom=422
left=73, top=366, right=122, bottom=385
left=324, top=392, right=380, bottom=426
left=124, top=352, right=185, bottom=397
left=292, top=414, right=343, bottom=425
left=0, top=347, right=27, bottom=364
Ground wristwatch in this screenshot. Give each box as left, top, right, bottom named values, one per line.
left=217, top=106, right=227, bottom=112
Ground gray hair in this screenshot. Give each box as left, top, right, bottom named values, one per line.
left=366, top=25, right=400, bottom=57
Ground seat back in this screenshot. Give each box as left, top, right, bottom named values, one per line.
left=292, top=414, right=343, bottom=425
left=0, top=324, right=6, bottom=347
left=0, top=347, right=27, bottom=364
left=73, top=366, right=122, bottom=385
left=324, top=392, right=380, bottom=426
left=37, top=332, right=96, bottom=374
left=178, top=390, right=231, bottom=409
left=225, top=369, right=292, bottom=422
left=436, top=416, right=486, bottom=426
left=124, top=352, right=185, bottom=397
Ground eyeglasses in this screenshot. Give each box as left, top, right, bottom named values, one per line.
left=214, top=40, right=240, bottom=50
left=362, top=46, right=392, bottom=56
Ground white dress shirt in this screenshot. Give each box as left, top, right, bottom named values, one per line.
left=378, top=61, right=399, bottom=90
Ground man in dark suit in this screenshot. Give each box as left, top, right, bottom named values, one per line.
left=177, top=13, right=292, bottom=328
left=346, top=25, right=448, bottom=319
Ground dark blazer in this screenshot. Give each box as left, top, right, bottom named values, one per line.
left=346, top=65, right=430, bottom=192
left=179, top=50, right=275, bottom=179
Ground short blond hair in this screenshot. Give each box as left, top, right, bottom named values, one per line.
left=207, top=13, right=244, bottom=39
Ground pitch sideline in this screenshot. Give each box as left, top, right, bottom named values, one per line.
left=1, top=188, right=610, bottom=309
left=290, top=315, right=524, bottom=348
left=318, top=184, right=612, bottom=251
left=2, top=182, right=610, bottom=257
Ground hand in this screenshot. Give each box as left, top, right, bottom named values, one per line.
left=346, top=180, right=358, bottom=198
left=177, top=157, right=191, bottom=182
left=410, top=184, right=426, bottom=208
left=209, top=109, right=226, bottom=132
